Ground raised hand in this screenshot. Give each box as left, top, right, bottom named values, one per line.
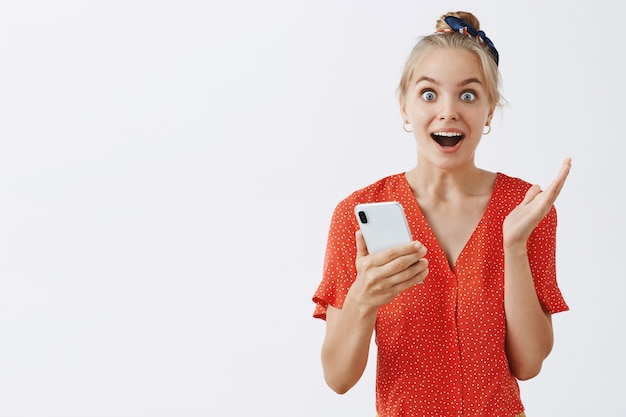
left=503, top=158, right=572, bottom=248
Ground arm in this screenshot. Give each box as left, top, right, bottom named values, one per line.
left=321, top=301, right=376, bottom=394
left=502, top=158, right=571, bottom=380
left=321, top=230, right=428, bottom=393
left=503, top=243, right=554, bottom=380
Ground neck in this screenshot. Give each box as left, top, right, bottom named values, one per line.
left=405, top=162, right=491, bottom=200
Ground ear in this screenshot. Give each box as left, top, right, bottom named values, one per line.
left=486, top=104, right=496, bottom=126
left=399, top=95, right=409, bottom=122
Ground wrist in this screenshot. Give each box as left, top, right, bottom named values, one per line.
left=344, top=287, right=380, bottom=321
left=503, top=240, right=528, bottom=257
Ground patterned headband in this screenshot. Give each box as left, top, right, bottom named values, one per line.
left=437, top=15, right=499, bottom=66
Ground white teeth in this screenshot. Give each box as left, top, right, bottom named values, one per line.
left=433, top=132, right=463, bottom=137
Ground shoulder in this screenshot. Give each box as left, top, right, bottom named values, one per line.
left=325, top=173, right=408, bottom=244
left=496, top=172, right=533, bottom=192
left=328, top=173, right=407, bottom=227
left=494, top=172, right=535, bottom=203
left=336, top=173, right=407, bottom=210
left=495, top=172, right=558, bottom=221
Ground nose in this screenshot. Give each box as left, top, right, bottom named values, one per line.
left=438, top=97, right=458, bottom=120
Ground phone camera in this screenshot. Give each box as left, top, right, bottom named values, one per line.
left=358, top=211, right=368, bottom=223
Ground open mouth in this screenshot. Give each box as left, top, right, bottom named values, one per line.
left=431, top=132, right=464, bottom=147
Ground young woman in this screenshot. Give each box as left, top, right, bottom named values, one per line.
left=312, top=11, right=571, bottom=417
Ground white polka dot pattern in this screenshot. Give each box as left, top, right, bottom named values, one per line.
left=312, top=172, right=568, bottom=417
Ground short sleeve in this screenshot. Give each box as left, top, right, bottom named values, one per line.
left=312, top=198, right=359, bottom=320
left=527, top=206, right=569, bottom=314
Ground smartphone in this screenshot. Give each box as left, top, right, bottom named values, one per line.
left=355, top=202, right=413, bottom=254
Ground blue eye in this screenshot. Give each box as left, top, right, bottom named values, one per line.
left=461, top=91, right=476, bottom=102
left=421, top=90, right=436, bottom=101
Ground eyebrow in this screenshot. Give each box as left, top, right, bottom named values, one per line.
left=460, top=77, right=483, bottom=86
left=414, top=76, right=438, bottom=85
left=414, top=76, right=483, bottom=86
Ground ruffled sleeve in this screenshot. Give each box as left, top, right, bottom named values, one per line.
left=312, top=197, right=359, bottom=320
left=527, top=206, right=569, bottom=314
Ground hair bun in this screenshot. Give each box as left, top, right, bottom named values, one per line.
left=436, top=11, right=481, bottom=32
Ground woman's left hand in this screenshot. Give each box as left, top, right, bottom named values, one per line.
left=503, top=158, right=572, bottom=248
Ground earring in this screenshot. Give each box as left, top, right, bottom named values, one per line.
left=403, top=122, right=413, bottom=133
left=483, top=124, right=491, bottom=135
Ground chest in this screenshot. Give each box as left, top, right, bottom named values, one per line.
left=418, top=195, right=492, bottom=267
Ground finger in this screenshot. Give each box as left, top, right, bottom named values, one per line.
left=521, top=184, right=542, bottom=205
left=543, top=158, right=573, bottom=201
left=551, top=157, right=572, bottom=194
left=376, top=253, right=429, bottom=287
left=372, top=240, right=427, bottom=267
left=522, top=158, right=572, bottom=207
left=355, top=230, right=369, bottom=257
left=391, top=259, right=430, bottom=292
left=559, top=157, right=573, bottom=177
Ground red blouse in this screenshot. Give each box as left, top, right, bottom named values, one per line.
left=312, top=173, right=568, bottom=417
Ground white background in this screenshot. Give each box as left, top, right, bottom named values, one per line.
left=1, top=1, right=624, bottom=416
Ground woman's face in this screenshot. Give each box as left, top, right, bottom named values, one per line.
left=400, top=47, right=495, bottom=170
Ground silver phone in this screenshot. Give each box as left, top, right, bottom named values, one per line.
left=354, top=202, right=413, bottom=254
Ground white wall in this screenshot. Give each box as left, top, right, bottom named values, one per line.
left=1, top=1, right=624, bottom=416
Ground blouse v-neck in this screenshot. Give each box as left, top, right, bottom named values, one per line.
left=397, top=172, right=501, bottom=272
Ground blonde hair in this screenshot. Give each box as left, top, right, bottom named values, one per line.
left=397, top=11, right=502, bottom=107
